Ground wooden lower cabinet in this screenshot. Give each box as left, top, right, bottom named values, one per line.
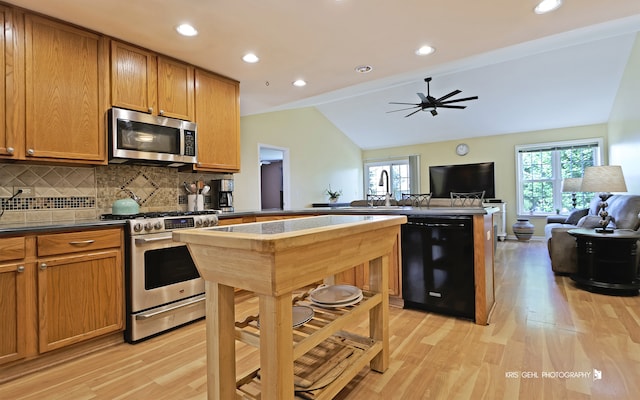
left=0, top=261, right=28, bottom=365
left=0, top=227, right=124, bottom=372
left=37, top=249, right=123, bottom=353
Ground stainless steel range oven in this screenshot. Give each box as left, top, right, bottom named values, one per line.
left=103, top=211, right=218, bottom=343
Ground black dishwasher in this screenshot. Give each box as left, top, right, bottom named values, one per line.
left=401, top=215, right=475, bottom=320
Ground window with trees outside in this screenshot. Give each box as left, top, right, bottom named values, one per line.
left=364, top=156, right=420, bottom=200
left=515, top=139, right=603, bottom=216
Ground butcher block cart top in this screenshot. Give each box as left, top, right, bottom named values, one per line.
left=173, top=214, right=407, bottom=400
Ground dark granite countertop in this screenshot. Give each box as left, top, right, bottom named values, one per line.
left=220, top=205, right=497, bottom=219
left=0, top=219, right=126, bottom=236
left=0, top=206, right=497, bottom=236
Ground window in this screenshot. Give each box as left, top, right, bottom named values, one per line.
left=516, top=139, right=603, bottom=215
left=364, top=156, right=420, bottom=200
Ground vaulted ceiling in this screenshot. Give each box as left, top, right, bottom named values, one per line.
left=7, top=0, right=640, bottom=149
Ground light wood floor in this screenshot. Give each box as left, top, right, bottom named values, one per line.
left=1, top=240, right=639, bottom=399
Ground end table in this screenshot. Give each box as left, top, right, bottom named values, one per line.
left=568, top=228, right=640, bottom=295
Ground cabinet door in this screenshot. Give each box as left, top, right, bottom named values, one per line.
left=157, top=56, right=194, bottom=120
left=194, top=69, right=240, bottom=172
left=0, top=262, right=28, bottom=365
left=0, top=6, right=23, bottom=160
left=24, top=15, right=108, bottom=163
left=37, top=250, right=123, bottom=353
left=110, top=40, right=157, bottom=114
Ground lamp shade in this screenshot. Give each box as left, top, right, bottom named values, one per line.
left=561, top=178, right=582, bottom=192
left=580, top=165, right=627, bottom=193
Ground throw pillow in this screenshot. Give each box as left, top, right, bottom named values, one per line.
left=564, top=208, right=588, bottom=225
left=577, top=215, right=605, bottom=229
left=577, top=215, right=616, bottom=229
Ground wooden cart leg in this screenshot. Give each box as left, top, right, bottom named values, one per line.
left=258, top=293, right=295, bottom=400
left=368, top=254, right=389, bottom=373
left=205, top=281, right=236, bottom=400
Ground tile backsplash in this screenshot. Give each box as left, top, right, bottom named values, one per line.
left=0, top=163, right=229, bottom=224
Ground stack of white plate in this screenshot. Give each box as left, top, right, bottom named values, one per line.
left=308, top=284, right=363, bottom=308
left=258, top=305, right=314, bottom=328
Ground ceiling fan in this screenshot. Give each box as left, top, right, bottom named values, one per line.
left=388, top=77, right=478, bottom=117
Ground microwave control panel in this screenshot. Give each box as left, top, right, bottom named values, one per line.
left=184, top=130, right=196, bottom=156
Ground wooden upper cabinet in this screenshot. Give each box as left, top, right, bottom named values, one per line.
left=0, top=6, right=24, bottom=160
left=157, top=56, right=194, bottom=120
left=111, top=40, right=194, bottom=121
left=24, top=14, right=108, bottom=163
left=110, top=41, right=157, bottom=115
left=194, top=69, right=240, bottom=172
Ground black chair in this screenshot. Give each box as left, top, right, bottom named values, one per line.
left=450, top=191, right=485, bottom=207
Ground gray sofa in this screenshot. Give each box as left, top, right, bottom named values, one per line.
left=545, top=194, right=640, bottom=274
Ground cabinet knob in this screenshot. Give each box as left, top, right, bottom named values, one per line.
left=40, top=263, right=47, bottom=270
left=159, top=109, right=164, bottom=116
left=6, top=147, right=14, bottom=154
left=148, top=107, right=153, bottom=114
left=17, top=265, right=25, bottom=273
left=27, top=148, right=35, bottom=156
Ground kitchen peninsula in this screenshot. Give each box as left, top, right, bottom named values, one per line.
left=174, top=215, right=406, bottom=400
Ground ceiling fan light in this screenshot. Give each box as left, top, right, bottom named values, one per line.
left=534, top=0, right=562, bottom=14
left=415, top=46, right=435, bottom=56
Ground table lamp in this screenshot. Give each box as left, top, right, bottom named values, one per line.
left=580, top=165, right=627, bottom=233
left=561, top=178, right=582, bottom=209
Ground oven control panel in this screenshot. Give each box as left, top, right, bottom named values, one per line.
left=130, top=214, right=218, bottom=234
left=165, top=217, right=196, bottom=230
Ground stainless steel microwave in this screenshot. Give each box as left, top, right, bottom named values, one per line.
left=108, top=107, right=197, bottom=167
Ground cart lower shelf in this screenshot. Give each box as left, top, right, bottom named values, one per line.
left=236, top=331, right=381, bottom=400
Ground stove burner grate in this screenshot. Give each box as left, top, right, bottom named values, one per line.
left=101, top=209, right=217, bottom=220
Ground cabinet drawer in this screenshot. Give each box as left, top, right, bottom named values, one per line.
left=0, top=237, right=26, bottom=262
left=37, top=228, right=121, bottom=257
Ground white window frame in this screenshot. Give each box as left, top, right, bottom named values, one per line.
left=515, top=138, right=603, bottom=216
left=363, top=156, right=420, bottom=200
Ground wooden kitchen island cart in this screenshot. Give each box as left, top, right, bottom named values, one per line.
left=174, top=215, right=406, bottom=400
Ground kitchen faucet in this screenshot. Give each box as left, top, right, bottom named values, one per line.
left=378, top=170, right=391, bottom=206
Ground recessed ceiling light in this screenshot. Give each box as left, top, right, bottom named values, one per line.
left=354, top=65, right=373, bottom=74
left=242, top=53, right=260, bottom=63
left=415, top=45, right=435, bottom=56
left=292, top=79, right=307, bottom=87
left=176, top=23, right=198, bottom=37
left=534, top=0, right=562, bottom=14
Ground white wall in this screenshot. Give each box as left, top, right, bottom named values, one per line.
left=235, top=107, right=363, bottom=211
left=609, top=33, right=640, bottom=194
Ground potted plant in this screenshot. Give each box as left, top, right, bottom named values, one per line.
left=325, top=187, right=342, bottom=203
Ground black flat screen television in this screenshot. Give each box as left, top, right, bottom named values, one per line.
left=429, top=162, right=495, bottom=198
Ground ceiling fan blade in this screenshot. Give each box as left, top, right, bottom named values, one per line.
left=435, top=90, right=461, bottom=102
left=438, top=105, right=467, bottom=109
left=386, top=106, right=421, bottom=113
left=404, top=109, right=423, bottom=118
left=416, top=93, right=428, bottom=102
left=389, top=102, right=420, bottom=106
left=439, top=96, right=479, bottom=105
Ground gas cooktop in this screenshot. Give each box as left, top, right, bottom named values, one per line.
left=100, top=210, right=218, bottom=220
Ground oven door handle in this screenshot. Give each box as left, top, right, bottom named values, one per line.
left=134, top=235, right=175, bottom=244
left=135, top=295, right=205, bottom=320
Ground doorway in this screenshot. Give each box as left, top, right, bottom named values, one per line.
left=259, top=145, right=290, bottom=210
